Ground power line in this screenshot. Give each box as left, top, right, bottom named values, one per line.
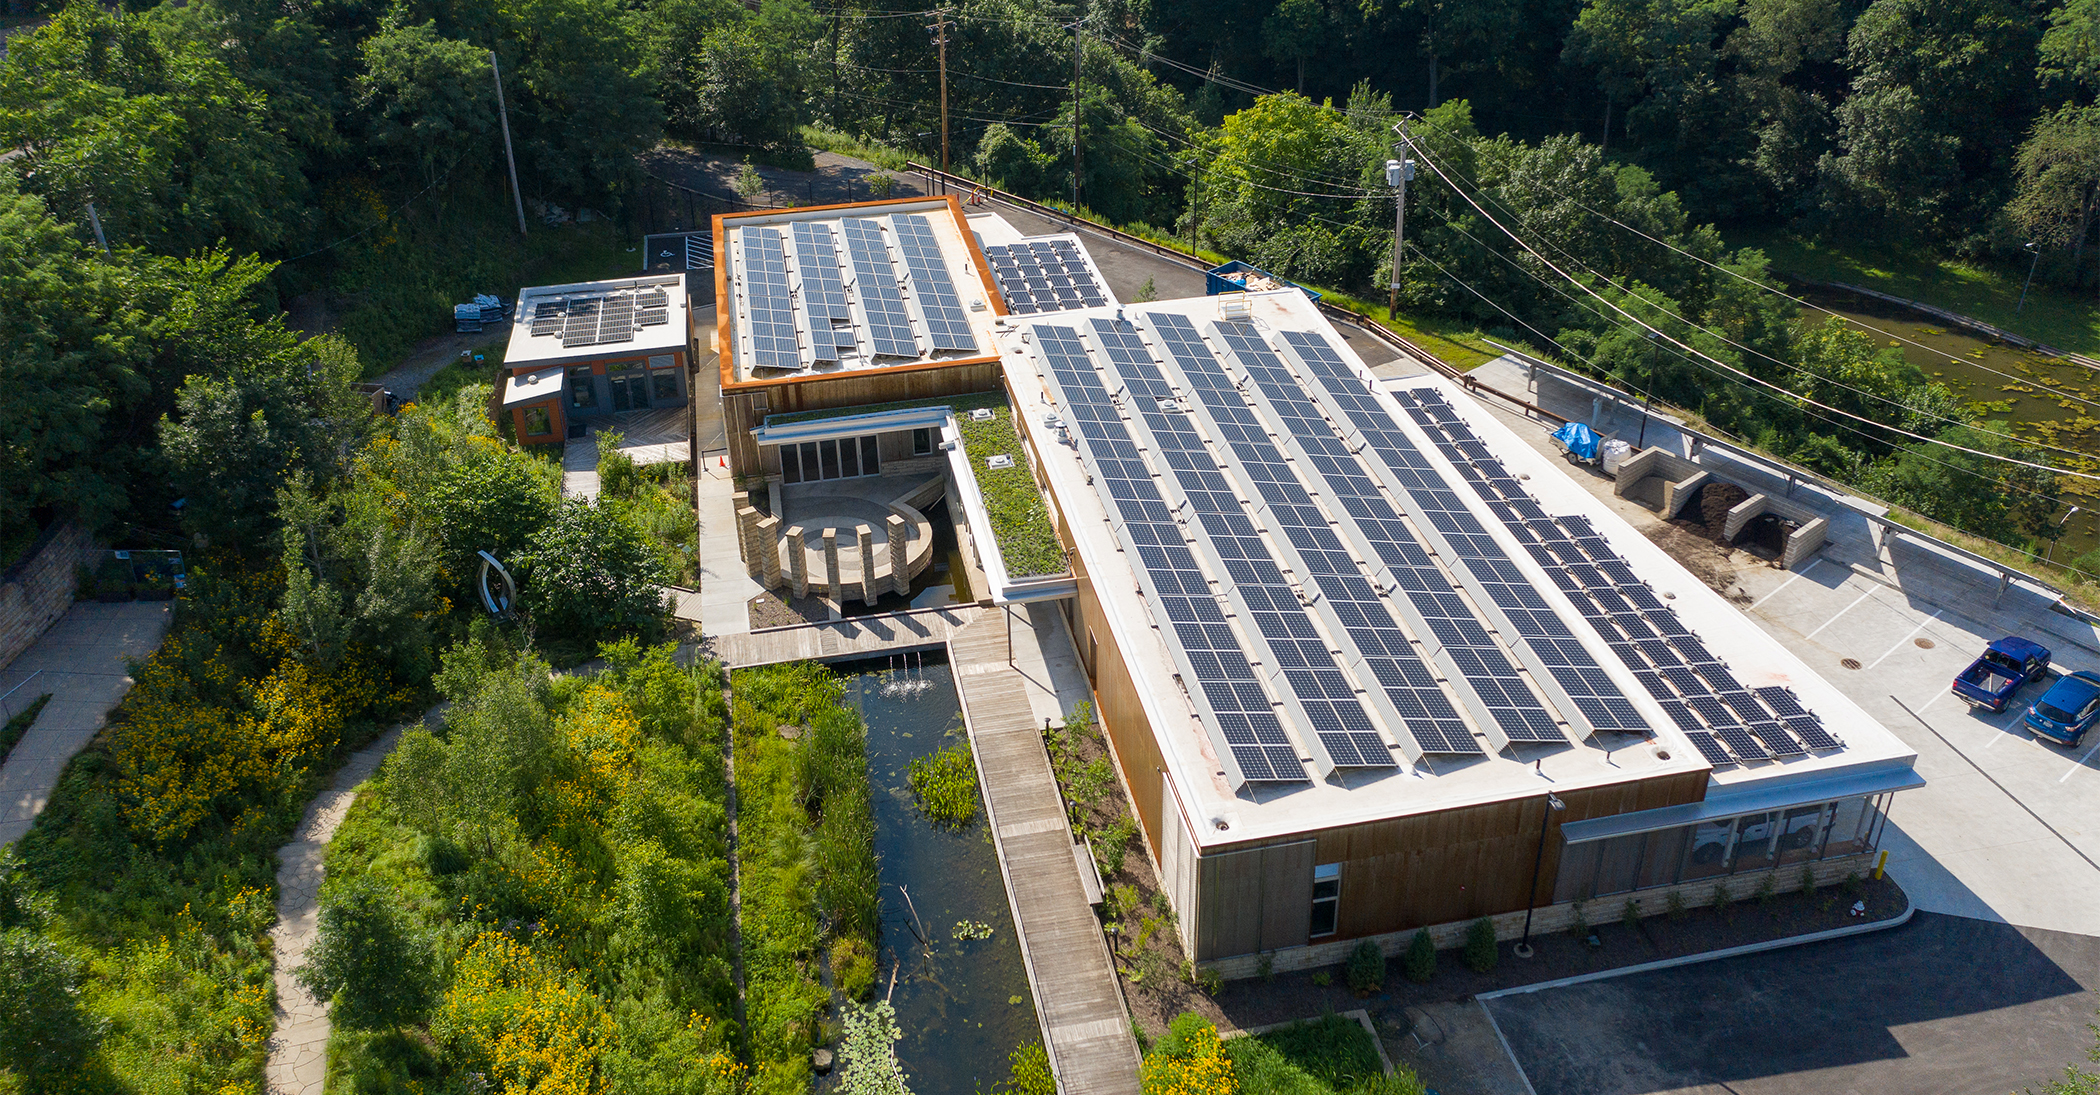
left=1404, top=140, right=2100, bottom=489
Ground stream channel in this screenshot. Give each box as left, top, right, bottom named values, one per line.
left=837, top=652, right=1038, bottom=1093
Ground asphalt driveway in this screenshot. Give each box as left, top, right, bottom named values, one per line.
left=1483, top=912, right=2100, bottom=1095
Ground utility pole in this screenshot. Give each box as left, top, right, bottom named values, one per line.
left=1386, top=119, right=1414, bottom=319
left=1071, top=15, right=1083, bottom=211
left=1187, top=159, right=1199, bottom=255
left=831, top=5, right=842, bottom=127
left=491, top=50, right=527, bottom=237
left=928, top=9, right=951, bottom=186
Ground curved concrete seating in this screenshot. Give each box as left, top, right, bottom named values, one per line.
left=769, top=476, right=941, bottom=601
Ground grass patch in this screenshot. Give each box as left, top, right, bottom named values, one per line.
left=730, top=661, right=880, bottom=1095
left=1145, top=1012, right=1424, bottom=1095
left=0, top=693, right=51, bottom=765
left=1730, top=225, right=2100, bottom=357
left=801, top=126, right=915, bottom=172
left=906, top=740, right=979, bottom=829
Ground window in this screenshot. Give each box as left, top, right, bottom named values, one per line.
left=568, top=366, right=596, bottom=409
left=523, top=406, right=553, bottom=437
left=651, top=370, right=680, bottom=401
left=647, top=354, right=675, bottom=370
left=781, top=434, right=884, bottom=483
left=913, top=427, right=934, bottom=455
left=1309, top=864, right=1341, bottom=937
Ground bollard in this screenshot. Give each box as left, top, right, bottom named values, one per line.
left=1873, top=849, right=1888, bottom=880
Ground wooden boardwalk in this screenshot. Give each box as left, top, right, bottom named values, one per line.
left=707, top=606, right=977, bottom=668
left=950, top=615, right=1143, bottom=1095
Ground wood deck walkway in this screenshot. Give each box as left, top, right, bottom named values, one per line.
left=707, top=606, right=977, bottom=668
left=950, top=614, right=1143, bottom=1095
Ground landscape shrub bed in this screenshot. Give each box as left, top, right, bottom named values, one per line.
left=319, top=636, right=739, bottom=1094
left=1141, top=1012, right=1426, bottom=1095
left=729, top=661, right=881, bottom=1095
left=2, top=558, right=419, bottom=1094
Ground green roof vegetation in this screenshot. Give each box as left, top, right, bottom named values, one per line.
left=953, top=402, right=1068, bottom=579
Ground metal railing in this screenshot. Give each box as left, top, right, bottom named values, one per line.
left=1, top=670, right=46, bottom=725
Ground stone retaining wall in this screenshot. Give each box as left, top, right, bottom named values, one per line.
left=0, top=522, right=99, bottom=673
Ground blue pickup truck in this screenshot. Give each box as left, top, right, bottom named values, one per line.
left=1951, top=637, right=2052, bottom=712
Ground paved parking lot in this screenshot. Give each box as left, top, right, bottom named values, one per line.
left=1446, top=358, right=2100, bottom=1094
left=1485, top=912, right=2100, bottom=1095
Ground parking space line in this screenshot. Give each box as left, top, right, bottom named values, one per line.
left=1866, top=609, right=1944, bottom=670
left=1745, top=557, right=1824, bottom=611
left=1893, top=696, right=2100, bottom=875
left=2062, top=738, right=2100, bottom=782
left=1803, top=587, right=1877, bottom=642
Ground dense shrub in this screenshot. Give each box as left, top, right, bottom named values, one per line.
left=731, top=661, right=880, bottom=1094
left=1403, top=928, right=1436, bottom=983
left=1463, top=917, right=1499, bottom=974
left=517, top=497, right=672, bottom=648
left=1345, top=939, right=1385, bottom=996
left=1140, top=1013, right=1239, bottom=1095
left=297, top=876, right=438, bottom=1031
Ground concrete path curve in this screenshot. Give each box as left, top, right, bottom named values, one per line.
left=265, top=705, right=443, bottom=1095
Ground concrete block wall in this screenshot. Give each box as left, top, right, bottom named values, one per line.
left=1785, top=517, right=1830, bottom=569
left=1200, top=851, right=1879, bottom=981
left=1663, top=471, right=1710, bottom=520
left=0, top=522, right=98, bottom=672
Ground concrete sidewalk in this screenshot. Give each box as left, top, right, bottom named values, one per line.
left=0, top=601, right=173, bottom=847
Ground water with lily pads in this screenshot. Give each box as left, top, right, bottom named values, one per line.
left=840, top=653, right=1038, bottom=1094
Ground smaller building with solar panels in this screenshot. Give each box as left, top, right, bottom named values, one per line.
left=499, top=273, right=695, bottom=445
left=994, top=287, right=1920, bottom=971
left=712, top=196, right=1011, bottom=479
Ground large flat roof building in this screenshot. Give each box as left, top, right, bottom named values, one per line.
left=996, top=288, right=1917, bottom=963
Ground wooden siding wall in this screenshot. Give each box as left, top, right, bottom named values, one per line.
left=722, top=362, right=1004, bottom=477
left=1195, top=841, right=1316, bottom=960
left=1193, top=769, right=1707, bottom=960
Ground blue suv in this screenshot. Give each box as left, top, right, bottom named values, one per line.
left=2025, top=671, right=2100, bottom=746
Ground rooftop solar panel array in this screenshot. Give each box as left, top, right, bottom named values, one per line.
left=892, top=214, right=980, bottom=352
left=1278, top=331, right=1648, bottom=738
left=1033, top=323, right=1308, bottom=783
left=741, top=228, right=801, bottom=369
left=790, top=222, right=856, bottom=363
left=1145, top=315, right=1488, bottom=755
left=840, top=218, right=920, bottom=358
left=1393, top=386, right=1846, bottom=766
left=1091, top=318, right=1398, bottom=767
left=985, top=239, right=1110, bottom=315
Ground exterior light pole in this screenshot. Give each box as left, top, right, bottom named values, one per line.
left=2019, top=241, right=2042, bottom=314
left=2047, top=506, right=2081, bottom=565
left=1512, top=791, right=1566, bottom=959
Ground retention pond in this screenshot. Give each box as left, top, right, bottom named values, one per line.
left=840, top=653, right=1038, bottom=1093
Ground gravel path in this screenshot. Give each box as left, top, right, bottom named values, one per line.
left=264, top=704, right=445, bottom=1095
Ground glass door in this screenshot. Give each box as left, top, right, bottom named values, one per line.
left=610, top=372, right=650, bottom=411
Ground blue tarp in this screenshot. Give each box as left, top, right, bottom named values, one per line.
left=1553, top=421, right=1601, bottom=460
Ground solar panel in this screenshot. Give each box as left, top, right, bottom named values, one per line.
left=1277, top=329, right=1644, bottom=739
left=1143, top=314, right=1498, bottom=757
left=1092, top=317, right=1401, bottom=767
left=892, top=214, right=979, bottom=352
left=840, top=218, right=918, bottom=358
left=790, top=222, right=854, bottom=363
left=1391, top=383, right=1854, bottom=768
left=740, top=229, right=801, bottom=369
left=984, top=238, right=1111, bottom=315
left=1033, top=322, right=1309, bottom=783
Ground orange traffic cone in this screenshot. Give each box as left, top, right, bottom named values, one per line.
left=718, top=456, right=726, bottom=468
